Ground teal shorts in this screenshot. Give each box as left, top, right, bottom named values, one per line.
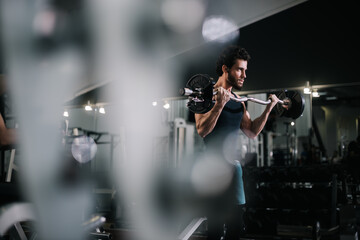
left=234, top=160, right=246, bottom=205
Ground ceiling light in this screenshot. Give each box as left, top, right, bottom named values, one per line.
left=303, top=81, right=311, bottom=94
left=304, top=87, right=311, bottom=94
left=63, top=111, right=69, bottom=117
left=312, top=90, right=320, bottom=97
left=163, top=102, right=170, bottom=109
left=99, top=107, right=105, bottom=114
left=85, top=101, right=92, bottom=111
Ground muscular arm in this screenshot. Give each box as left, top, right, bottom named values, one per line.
left=240, top=94, right=278, bottom=139
left=195, top=87, right=230, bottom=138
left=195, top=103, right=223, bottom=138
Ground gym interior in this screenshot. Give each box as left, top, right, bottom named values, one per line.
left=0, top=0, right=359, bottom=239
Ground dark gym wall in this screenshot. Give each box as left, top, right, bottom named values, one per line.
left=2, top=0, right=359, bottom=98
left=239, top=0, right=359, bottom=91
left=169, top=0, right=359, bottom=97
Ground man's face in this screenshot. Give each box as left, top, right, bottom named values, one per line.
left=226, top=59, right=247, bottom=91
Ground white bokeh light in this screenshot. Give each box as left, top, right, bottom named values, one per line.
left=202, top=15, right=239, bottom=43
left=191, top=156, right=233, bottom=197
left=71, top=136, right=98, bottom=164
left=161, top=0, right=206, bottom=33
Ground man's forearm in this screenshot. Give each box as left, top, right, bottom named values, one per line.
left=195, top=103, right=223, bottom=138
left=249, top=105, right=272, bottom=137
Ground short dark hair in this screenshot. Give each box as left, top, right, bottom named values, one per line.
left=216, top=45, right=251, bottom=76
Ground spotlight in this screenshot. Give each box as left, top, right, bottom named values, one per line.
left=99, top=107, right=105, bottom=114
left=304, top=87, right=311, bottom=94
left=291, top=121, right=295, bottom=126
left=152, top=101, right=157, bottom=106
left=85, top=101, right=92, bottom=111
left=163, top=102, right=170, bottom=109
left=312, top=90, right=320, bottom=98
left=303, top=81, right=311, bottom=94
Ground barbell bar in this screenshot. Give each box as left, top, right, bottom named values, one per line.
left=179, top=74, right=304, bottom=119
left=182, top=87, right=288, bottom=105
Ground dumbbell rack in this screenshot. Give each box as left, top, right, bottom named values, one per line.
left=243, top=165, right=342, bottom=240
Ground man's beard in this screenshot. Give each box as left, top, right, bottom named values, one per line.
left=227, top=74, right=243, bottom=91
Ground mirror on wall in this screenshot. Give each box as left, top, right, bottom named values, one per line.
left=61, top=82, right=360, bottom=172
left=311, top=84, right=360, bottom=162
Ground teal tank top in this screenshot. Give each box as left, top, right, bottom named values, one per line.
left=202, top=92, right=246, bottom=205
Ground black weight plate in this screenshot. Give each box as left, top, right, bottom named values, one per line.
left=282, top=90, right=305, bottom=119
left=186, top=74, right=215, bottom=114
left=186, top=74, right=213, bottom=89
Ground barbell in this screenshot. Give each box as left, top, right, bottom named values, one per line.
left=179, top=74, right=305, bottom=119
